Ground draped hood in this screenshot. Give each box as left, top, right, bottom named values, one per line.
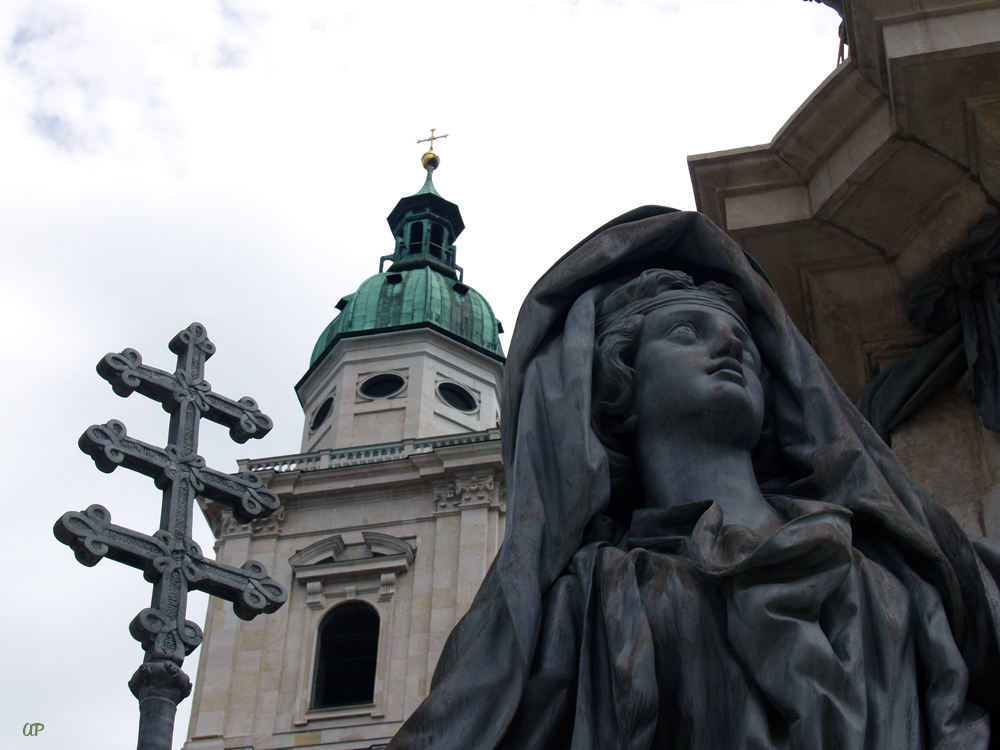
left=388, top=208, right=1000, bottom=750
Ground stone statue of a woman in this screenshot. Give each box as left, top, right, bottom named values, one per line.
left=388, top=207, right=1000, bottom=750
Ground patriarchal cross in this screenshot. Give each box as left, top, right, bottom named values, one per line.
left=54, top=322, right=287, bottom=750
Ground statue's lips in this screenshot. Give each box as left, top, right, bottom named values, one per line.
left=709, top=359, right=744, bottom=382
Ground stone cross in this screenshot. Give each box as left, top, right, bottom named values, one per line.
left=54, top=322, right=287, bottom=750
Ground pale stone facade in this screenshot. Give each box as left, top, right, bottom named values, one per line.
left=688, top=0, right=1000, bottom=537
left=184, top=329, right=505, bottom=750
left=298, top=329, right=503, bottom=454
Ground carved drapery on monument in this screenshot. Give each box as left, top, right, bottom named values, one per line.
left=54, top=323, right=287, bottom=750
left=858, top=214, right=1000, bottom=440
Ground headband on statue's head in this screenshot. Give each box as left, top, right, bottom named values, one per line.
left=595, top=269, right=748, bottom=338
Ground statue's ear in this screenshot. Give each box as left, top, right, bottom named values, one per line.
left=620, top=413, right=638, bottom=435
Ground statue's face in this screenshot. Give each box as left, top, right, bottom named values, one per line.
left=630, top=301, right=765, bottom=449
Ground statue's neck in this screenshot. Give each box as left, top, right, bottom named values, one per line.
left=635, top=437, right=783, bottom=532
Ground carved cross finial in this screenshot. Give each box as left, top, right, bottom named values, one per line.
left=54, top=322, right=287, bottom=750
left=417, top=127, right=448, bottom=150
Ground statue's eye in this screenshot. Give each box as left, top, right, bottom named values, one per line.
left=666, top=322, right=698, bottom=340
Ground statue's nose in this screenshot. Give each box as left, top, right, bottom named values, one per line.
left=717, top=330, right=744, bottom=362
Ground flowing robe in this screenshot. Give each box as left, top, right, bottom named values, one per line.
left=388, top=209, right=1000, bottom=750
left=501, top=499, right=992, bottom=749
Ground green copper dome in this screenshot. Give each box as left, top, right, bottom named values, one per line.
left=302, top=160, right=505, bottom=385
left=309, top=266, right=504, bottom=366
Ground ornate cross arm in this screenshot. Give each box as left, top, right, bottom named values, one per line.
left=53, top=504, right=204, bottom=663
left=54, top=504, right=170, bottom=572
left=54, top=504, right=287, bottom=660
left=188, top=557, right=287, bottom=621
left=199, top=469, right=281, bottom=524
left=97, top=348, right=272, bottom=443
left=78, top=420, right=279, bottom=523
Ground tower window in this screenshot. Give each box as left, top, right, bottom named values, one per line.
left=310, top=396, right=334, bottom=431
left=407, top=222, right=424, bottom=255
left=429, top=223, right=444, bottom=258
left=312, top=602, right=379, bottom=709
left=358, top=372, right=406, bottom=399
left=437, top=381, right=478, bottom=412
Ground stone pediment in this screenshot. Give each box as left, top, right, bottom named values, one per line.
left=289, top=532, right=416, bottom=608
left=290, top=531, right=414, bottom=568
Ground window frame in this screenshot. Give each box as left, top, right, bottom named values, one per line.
left=289, top=532, right=415, bottom=726
left=311, top=600, right=381, bottom=709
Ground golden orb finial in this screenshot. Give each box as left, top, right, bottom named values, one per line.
left=416, top=128, right=448, bottom=171
left=421, top=150, right=441, bottom=171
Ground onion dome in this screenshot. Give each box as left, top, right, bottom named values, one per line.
left=302, top=149, right=504, bottom=386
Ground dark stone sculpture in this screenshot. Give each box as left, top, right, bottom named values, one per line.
left=858, top=214, right=1000, bottom=439
left=388, top=209, right=1000, bottom=750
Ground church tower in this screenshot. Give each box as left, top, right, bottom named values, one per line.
left=184, top=144, right=506, bottom=750
left=299, top=146, right=504, bottom=453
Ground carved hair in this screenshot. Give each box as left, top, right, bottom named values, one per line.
left=592, top=269, right=774, bottom=518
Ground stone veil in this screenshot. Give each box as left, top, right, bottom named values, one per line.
left=387, top=207, right=1000, bottom=750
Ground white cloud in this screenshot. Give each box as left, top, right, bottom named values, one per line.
left=4, top=3, right=171, bottom=153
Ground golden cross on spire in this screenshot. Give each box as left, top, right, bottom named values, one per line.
left=417, top=128, right=448, bottom=150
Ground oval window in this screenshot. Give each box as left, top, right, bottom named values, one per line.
left=358, top=372, right=406, bottom=400
left=310, top=396, right=334, bottom=431
left=437, top=381, right=478, bottom=412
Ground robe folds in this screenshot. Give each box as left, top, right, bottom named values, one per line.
left=501, top=499, right=991, bottom=750
left=387, top=208, right=1000, bottom=750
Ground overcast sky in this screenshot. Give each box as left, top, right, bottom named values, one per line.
left=1, top=1, right=843, bottom=747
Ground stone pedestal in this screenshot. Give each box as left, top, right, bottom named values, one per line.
left=687, top=0, right=1000, bottom=536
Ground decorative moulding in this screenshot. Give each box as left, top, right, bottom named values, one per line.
left=289, top=532, right=416, bottom=727
left=434, top=474, right=504, bottom=513
left=289, top=532, right=416, bottom=609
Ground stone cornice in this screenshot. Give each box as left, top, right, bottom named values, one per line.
left=238, top=428, right=501, bottom=475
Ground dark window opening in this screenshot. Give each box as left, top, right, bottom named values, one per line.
left=312, top=602, right=379, bottom=709
left=310, top=396, right=334, bottom=431
left=438, top=381, right=478, bottom=412
left=407, top=222, right=424, bottom=255
left=429, top=224, right=444, bottom=258
left=359, top=372, right=406, bottom=399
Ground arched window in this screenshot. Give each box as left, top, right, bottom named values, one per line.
left=312, top=601, right=379, bottom=708
left=429, top=223, right=445, bottom=258
left=407, top=222, right=424, bottom=255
